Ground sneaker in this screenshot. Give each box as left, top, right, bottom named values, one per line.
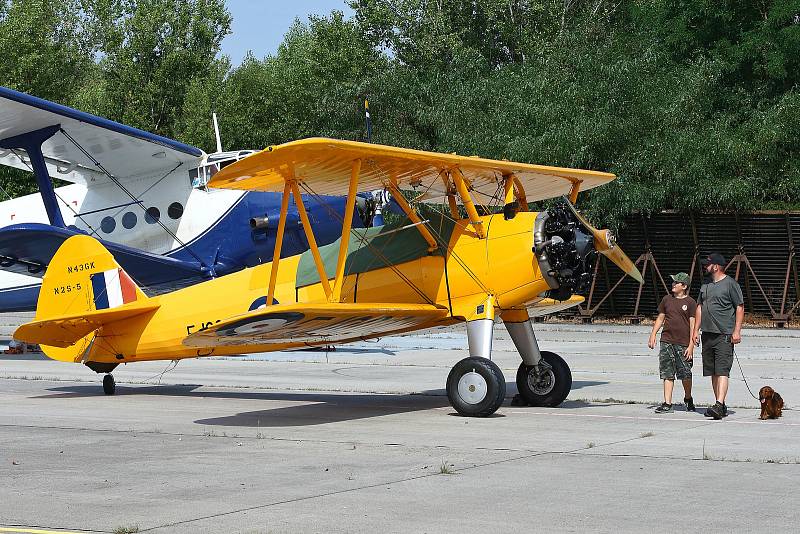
left=706, top=401, right=724, bottom=420
left=655, top=402, right=673, bottom=413
left=684, top=398, right=696, bottom=412
left=722, top=403, right=728, bottom=417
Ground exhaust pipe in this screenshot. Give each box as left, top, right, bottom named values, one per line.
left=250, top=216, right=269, bottom=230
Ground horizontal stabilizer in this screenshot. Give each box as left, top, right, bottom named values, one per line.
left=14, top=300, right=160, bottom=348
left=184, top=302, right=449, bottom=348
left=0, top=223, right=209, bottom=293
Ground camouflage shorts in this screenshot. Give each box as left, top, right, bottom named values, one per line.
left=659, top=342, right=693, bottom=380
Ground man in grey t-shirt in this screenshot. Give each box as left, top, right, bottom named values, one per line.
left=691, top=253, right=744, bottom=420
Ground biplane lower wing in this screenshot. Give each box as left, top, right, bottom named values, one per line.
left=183, top=302, right=450, bottom=348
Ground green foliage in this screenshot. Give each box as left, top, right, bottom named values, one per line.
left=216, top=10, right=388, bottom=150
left=83, top=0, right=232, bottom=138
left=0, top=0, right=93, bottom=102
left=1, top=0, right=798, bottom=226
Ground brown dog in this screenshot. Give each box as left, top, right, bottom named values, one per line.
left=759, top=386, right=784, bottom=420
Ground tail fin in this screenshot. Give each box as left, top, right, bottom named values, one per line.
left=15, top=235, right=158, bottom=361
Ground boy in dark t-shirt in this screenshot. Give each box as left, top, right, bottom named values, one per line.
left=648, top=272, right=697, bottom=413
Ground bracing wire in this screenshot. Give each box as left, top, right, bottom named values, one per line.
left=298, top=181, right=437, bottom=306
left=9, top=148, right=100, bottom=234
left=58, top=128, right=208, bottom=268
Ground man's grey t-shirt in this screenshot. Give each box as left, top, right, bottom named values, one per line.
left=698, top=276, right=744, bottom=334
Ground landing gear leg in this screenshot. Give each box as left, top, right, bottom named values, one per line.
left=446, top=318, right=506, bottom=417
left=505, top=311, right=572, bottom=407
left=102, top=373, right=116, bottom=395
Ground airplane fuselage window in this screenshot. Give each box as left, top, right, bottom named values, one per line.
left=168, top=202, right=184, bottom=220
left=145, top=207, right=160, bottom=224
left=101, top=216, right=116, bottom=234
left=122, top=211, right=137, bottom=229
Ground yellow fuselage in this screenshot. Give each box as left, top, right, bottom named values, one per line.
left=87, top=212, right=548, bottom=363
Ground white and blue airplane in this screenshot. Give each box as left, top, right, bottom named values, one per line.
left=0, top=86, right=367, bottom=311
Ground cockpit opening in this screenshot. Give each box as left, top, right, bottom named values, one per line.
left=189, top=150, right=256, bottom=189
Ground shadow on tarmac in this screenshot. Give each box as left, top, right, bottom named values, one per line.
left=34, top=379, right=609, bottom=426
left=37, top=384, right=452, bottom=426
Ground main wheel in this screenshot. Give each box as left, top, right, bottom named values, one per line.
left=446, top=357, right=506, bottom=417
left=102, top=374, right=116, bottom=395
left=516, top=351, right=571, bottom=407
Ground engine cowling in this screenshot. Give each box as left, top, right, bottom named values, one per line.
left=534, top=203, right=598, bottom=301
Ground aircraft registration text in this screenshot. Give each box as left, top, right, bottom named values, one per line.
left=53, top=283, right=82, bottom=295
left=67, top=262, right=95, bottom=274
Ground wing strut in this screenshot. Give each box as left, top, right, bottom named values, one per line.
left=331, top=159, right=361, bottom=301
left=450, top=167, right=485, bottom=239
left=441, top=172, right=460, bottom=219
left=266, top=181, right=292, bottom=306
left=386, top=176, right=438, bottom=252
left=290, top=180, right=332, bottom=299
left=513, top=175, right=528, bottom=211
left=569, top=180, right=582, bottom=204
left=0, top=125, right=65, bottom=228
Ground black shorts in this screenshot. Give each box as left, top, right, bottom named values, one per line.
left=701, top=332, right=733, bottom=377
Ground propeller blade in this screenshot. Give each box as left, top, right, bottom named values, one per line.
left=600, top=245, right=644, bottom=284
left=562, top=198, right=643, bottom=284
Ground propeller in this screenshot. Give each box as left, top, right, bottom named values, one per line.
left=563, top=199, right=643, bottom=284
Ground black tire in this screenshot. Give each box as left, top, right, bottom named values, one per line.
left=516, top=351, right=571, bottom=407
left=103, top=374, right=116, bottom=395
left=446, top=357, right=506, bottom=417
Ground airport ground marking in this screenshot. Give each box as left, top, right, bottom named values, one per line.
left=0, top=528, right=93, bottom=534
left=513, top=410, right=800, bottom=426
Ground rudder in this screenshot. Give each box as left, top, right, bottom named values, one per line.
left=18, top=235, right=150, bottom=362
left=36, top=235, right=147, bottom=321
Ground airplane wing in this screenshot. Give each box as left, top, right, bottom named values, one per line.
left=0, top=223, right=209, bottom=293
left=183, top=302, right=450, bottom=348
left=208, top=137, right=614, bottom=202
left=0, top=86, right=203, bottom=184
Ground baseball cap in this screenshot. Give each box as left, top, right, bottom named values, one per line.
left=670, top=272, right=690, bottom=285
left=701, top=253, right=726, bottom=267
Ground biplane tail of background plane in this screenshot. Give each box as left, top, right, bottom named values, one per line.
left=15, top=235, right=159, bottom=362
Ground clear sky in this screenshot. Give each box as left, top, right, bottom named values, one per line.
left=221, top=0, right=354, bottom=65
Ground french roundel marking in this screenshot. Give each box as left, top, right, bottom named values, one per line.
left=218, top=311, right=304, bottom=337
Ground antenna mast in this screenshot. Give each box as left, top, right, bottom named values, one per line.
left=212, top=112, right=223, bottom=153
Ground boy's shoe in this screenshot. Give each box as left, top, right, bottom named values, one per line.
left=684, top=398, right=696, bottom=412
left=722, top=403, right=728, bottom=417
left=655, top=402, right=673, bottom=413
left=706, top=401, right=724, bottom=420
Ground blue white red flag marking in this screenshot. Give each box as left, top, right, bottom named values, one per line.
left=91, top=268, right=136, bottom=309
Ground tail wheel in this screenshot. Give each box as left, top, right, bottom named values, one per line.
left=516, top=351, right=571, bottom=407
left=102, top=374, right=116, bottom=396
left=446, top=357, right=506, bottom=417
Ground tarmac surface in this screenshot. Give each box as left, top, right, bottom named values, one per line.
left=1, top=322, right=799, bottom=533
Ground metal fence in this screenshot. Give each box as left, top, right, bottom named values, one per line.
left=574, top=212, right=799, bottom=327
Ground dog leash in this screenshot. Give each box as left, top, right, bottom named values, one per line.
left=732, top=346, right=759, bottom=400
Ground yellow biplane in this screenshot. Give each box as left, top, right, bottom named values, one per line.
left=15, top=138, right=642, bottom=417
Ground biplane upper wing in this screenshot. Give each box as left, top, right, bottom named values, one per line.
left=183, top=302, right=450, bottom=348
left=208, top=137, right=613, bottom=202
left=0, top=85, right=203, bottom=185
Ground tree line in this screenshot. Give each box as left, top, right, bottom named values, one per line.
left=1, top=0, right=797, bottom=225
